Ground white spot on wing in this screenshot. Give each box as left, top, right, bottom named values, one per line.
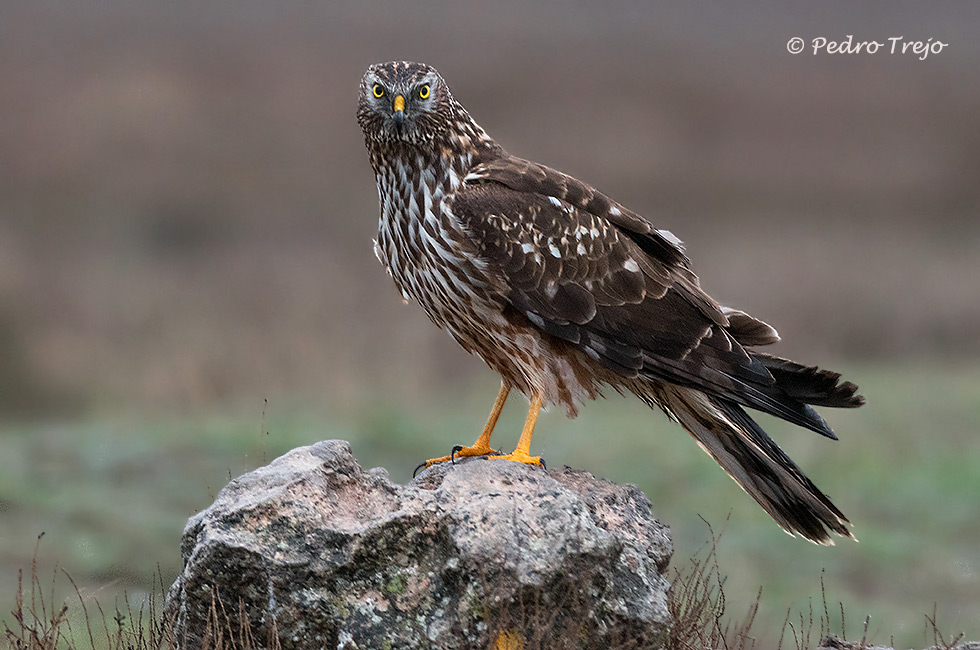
left=547, top=196, right=562, bottom=207
left=576, top=243, right=587, bottom=255
left=656, top=228, right=684, bottom=247
left=609, top=206, right=622, bottom=216
left=549, top=244, right=561, bottom=258
left=623, top=257, right=640, bottom=273
left=526, top=312, right=546, bottom=328
left=521, top=243, right=535, bottom=254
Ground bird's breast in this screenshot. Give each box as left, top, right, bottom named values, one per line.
left=373, top=156, right=500, bottom=336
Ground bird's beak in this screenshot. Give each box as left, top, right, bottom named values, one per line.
left=392, top=95, right=405, bottom=129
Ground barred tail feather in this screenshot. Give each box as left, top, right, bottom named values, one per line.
left=658, top=385, right=854, bottom=545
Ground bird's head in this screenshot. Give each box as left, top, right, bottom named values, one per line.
left=357, top=61, right=457, bottom=146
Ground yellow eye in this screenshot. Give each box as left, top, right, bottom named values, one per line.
left=419, top=84, right=431, bottom=99
left=372, top=84, right=385, bottom=98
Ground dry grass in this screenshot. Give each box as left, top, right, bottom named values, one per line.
left=4, top=532, right=972, bottom=650
left=2, top=538, right=285, bottom=650
left=4, top=535, right=172, bottom=650
left=665, top=520, right=761, bottom=650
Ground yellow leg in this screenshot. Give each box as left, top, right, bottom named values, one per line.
left=418, top=383, right=510, bottom=470
left=490, top=392, right=543, bottom=467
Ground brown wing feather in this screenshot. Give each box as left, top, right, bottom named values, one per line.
left=467, top=156, right=691, bottom=272
left=455, top=182, right=708, bottom=361
left=466, top=156, right=729, bottom=327
left=455, top=154, right=843, bottom=437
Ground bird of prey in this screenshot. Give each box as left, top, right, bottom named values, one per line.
left=357, top=61, right=865, bottom=544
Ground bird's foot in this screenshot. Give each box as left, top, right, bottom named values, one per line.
left=488, top=450, right=546, bottom=469
left=413, top=443, right=498, bottom=477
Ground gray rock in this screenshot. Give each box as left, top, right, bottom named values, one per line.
left=165, top=440, right=672, bottom=650
left=817, top=635, right=980, bottom=650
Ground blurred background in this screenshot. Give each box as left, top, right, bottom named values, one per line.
left=2, top=1, right=979, bottom=647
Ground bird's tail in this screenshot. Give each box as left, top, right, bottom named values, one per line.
left=751, top=352, right=865, bottom=410
left=653, top=385, right=854, bottom=545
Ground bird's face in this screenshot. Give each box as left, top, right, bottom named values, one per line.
left=357, top=61, right=453, bottom=146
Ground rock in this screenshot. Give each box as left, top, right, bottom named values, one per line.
left=817, top=635, right=980, bottom=650
left=817, top=637, right=895, bottom=650
left=165, top=440, right=673, bottom=650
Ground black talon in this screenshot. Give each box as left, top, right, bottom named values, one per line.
left=540, top=458, right=547, bottom=470
left=412, top=462, right=427, bottom=478
left=451, top=445, right=463, bottom=464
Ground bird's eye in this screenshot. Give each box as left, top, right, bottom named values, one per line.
left=372, top=84, right=385, bottom=98
left=419, top=84, right=431, bottom=100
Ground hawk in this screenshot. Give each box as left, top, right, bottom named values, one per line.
left=357, top=61, right=865, bottom=545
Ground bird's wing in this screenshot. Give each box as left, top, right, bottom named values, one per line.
left=466, top=155, right=693, bottom=271
left=456, top=155, right=835, bottom=436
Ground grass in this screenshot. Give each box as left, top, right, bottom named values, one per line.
left=4, top=526, right=971, bottom=650
left=1, top=362, right=979, bottom=648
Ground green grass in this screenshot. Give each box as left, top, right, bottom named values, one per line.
left=2, top=362, right=979, bottom=649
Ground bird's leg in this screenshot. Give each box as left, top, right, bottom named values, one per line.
left=417, top=383, right=510, bottom=471
left=452, top=382, right=510, bottom=458
left=489, top=392, right=544, bottom=467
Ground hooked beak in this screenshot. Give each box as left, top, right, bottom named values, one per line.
left=392, top=95, right=405, bottom=130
